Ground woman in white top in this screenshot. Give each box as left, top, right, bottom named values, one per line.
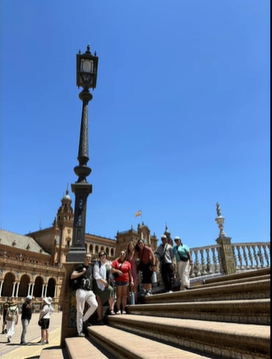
left=37, top=297, right=54, bottom=345
left=5, top=297, right=18, bottom=343
left=93, top=251, right=115, bottom=324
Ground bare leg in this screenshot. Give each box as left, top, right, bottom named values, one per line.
left=108, top=296, right=114, bottom=312
left=96, top=296, right=103, bottom=321
left=121, top=286, right=129, bottom=313
left=115, top=286, right=122, bottom=312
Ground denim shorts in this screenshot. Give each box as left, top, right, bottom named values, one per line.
left=115, top=281, right=129, bottom=287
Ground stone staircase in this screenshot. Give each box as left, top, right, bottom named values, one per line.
left=41, top=268, right=270, bottom=359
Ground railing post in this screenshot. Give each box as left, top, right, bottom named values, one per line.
left=216, top=237, right=236, bottom=275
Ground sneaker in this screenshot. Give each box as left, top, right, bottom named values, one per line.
left=97, top=319, right=104, bottom=325
left=146, top=290, right=152, bottom=296
left=122, top=311, right=126, bottom=314
left=7, top=337, right=11, bottom=343
left=44, top=341, right=49, bottom=344
left=20, top=342, right=28, bottom=345
left=78, top=332, right=85, bottom=337
left=1, top=330, right=5, bottom=334
left=116, top=310, right=121, bottom=314
left=168, top=290, right=173, bottom=293
left=110, top=310, right=115, bottom=315
left=4, top=329, right=7, bottom=334
left=141, top=290, right=147, bottom=297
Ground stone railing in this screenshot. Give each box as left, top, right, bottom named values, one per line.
left=231, top=242, right=270, bottom=271
left=188, top=241, right=270, bottom=279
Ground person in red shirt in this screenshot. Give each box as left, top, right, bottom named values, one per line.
left=111, top=251, right=134, bottom=314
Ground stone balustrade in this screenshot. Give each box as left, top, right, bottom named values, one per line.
left=187, top=241, right=270, bottom=279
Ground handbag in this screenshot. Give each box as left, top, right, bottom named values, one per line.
left=38, top=312, right=46, bottom=326
left=176, top=245, right=189, bottom=262
left=113, top=263, right=123, bottom=278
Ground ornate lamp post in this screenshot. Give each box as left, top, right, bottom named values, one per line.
left=66, top=45, right=99, bottom=262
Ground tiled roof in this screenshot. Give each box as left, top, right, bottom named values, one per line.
left=0, top=229, right=50, bottom=255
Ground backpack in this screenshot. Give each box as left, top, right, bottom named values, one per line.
left=6, top=305, right=17, bottom=321
left=69, top=264, right=84, bottom=291
left=69, top=274, right=81, bottom=291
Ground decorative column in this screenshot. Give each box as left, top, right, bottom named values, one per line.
left=66, top=45, right=98, bottom=262
left=215, top=202, right=236, bottom=275
left=61, top=45, right=99, bottom=345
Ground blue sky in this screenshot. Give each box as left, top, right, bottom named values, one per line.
left=0, top=0, right=270, bottom=248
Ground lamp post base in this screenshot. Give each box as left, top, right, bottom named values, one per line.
left=66, top=247, right=87, bottom=263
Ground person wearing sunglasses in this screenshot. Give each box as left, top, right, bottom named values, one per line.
left=93, top=251, right=115, bottom=323
left=111, top=251, right=134, bottom=314
left=172, top=236, right=193, bottom=291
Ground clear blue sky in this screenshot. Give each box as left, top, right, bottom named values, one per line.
left=0, top=0, right=270, bottom=248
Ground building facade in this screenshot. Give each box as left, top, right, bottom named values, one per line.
left=0, top=190, right=158, bottom=309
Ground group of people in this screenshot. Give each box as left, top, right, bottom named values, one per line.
left=71, top=235, right=192, bottom=337
left=155, top=235, right=193, bottom=292
left=1, top=294, right=54, bottom=345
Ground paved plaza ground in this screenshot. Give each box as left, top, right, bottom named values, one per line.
left=0, top=312, right=62, bottom=359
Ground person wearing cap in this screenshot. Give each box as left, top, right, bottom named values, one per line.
left=37, top=297, right=54, bottom=345
left=20, top=295, right=33, bottom=345
left=154, top=235, right=174, bottom=293
left=173, top=236, right=193, bottom=290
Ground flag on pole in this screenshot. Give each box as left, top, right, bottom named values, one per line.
left=134, top=210, right=141, bottom=217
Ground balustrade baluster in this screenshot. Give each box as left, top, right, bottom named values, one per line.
left=200, top=249, right=207, bottom=275
left=247, top=245, right=254, bottom=268
left=242, top=245, right=250, bottom=269
left=205, top=248, right=213, bottom=274
left=194, top=250, right=201, bottom=276
left=262, top=244, right=270, bottom=267
left=212, top=247, right=219, bottom=273
left=236, top=245, right=244, bottom=270
left=257, top=245, right=264, bottom=268
left=252, top=245, right=260, bottom=268
left=232, top=246, right=239, bottom=270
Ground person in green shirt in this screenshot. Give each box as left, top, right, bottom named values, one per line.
left=172, top=237, right=193, bottom=291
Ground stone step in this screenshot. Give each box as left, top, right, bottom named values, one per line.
left=39, top=348, right=65, bottom=359
left=87, top=325, right=216, bottom=358
left=199, top=268, right=270, bottom=285
left=144, top=278, right=270, bottom=303
left=126, top=298, right=270, bottom=325
left=193, top=274, right=270, bottom=289
left=105, top=315, right=270, bottom=359
left=65, top=337, right=109, bottom=359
